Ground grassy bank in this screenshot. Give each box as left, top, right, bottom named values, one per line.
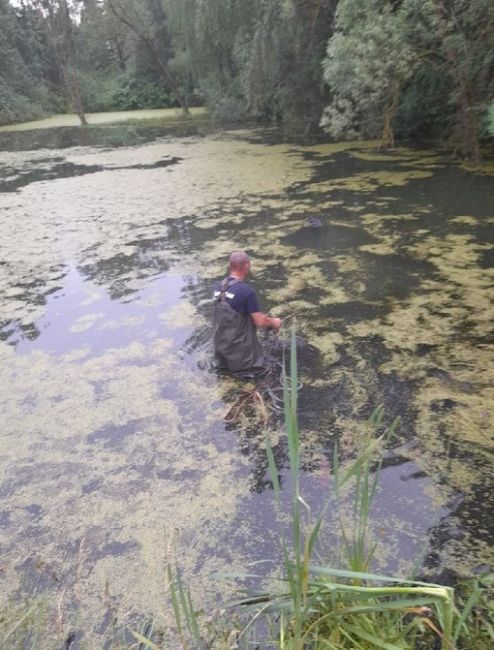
left=0, top=107, right=208, bottom=132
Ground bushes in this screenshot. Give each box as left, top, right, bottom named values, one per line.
left=488, top=104, right=494, bottom=138
left=0, top=72, right=181, bottom=124
left=0, top=78, right=48, bottom=125
left=77, top=74, right=175, bottom=113
left=76, top=72, right=119, bottom=113
left=111, top=76, right=174, bottom=111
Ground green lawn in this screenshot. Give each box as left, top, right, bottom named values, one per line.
left=0, top=106, right=208, bottom=132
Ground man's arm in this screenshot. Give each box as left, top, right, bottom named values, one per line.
left=246, top=287, right=281, bottom=330
left=250, top=312, right=282, bottom=330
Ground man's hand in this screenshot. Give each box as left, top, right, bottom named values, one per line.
left=251, top=312, right=282, bottom=330
left=271, top=317, right=282, bottom=331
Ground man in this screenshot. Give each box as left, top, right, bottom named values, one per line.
left=213, top=251, right=282, bottom=376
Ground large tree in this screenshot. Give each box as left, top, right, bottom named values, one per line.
left=106, top=0, right=189, bottom=114
left=26, top=0, right=88, bottom=124
left=166, top=0, right=335, bottom=127
left=320, top=0, right=416, bottom=146
left=0, top=0, right=50, bottom=124
left=321, top=0, right=494, bottom=159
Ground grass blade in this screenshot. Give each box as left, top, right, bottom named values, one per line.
left=130, top=631, right=160, bottom=650
left=309, top=565, right=440, bottom=587
left=344, top=623, right=406, bottom=650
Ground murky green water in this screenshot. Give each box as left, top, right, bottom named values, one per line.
left=0, top=123, right=493, bottom=645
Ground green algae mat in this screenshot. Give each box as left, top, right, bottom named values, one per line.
left=0, top=125, right=492, bottom=645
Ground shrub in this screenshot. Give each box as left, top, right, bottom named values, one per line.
left=111, top=77, right=174, bottom=111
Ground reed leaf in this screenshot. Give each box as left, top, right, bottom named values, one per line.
left=130, top=631, right=160, bottom=650
left=308, top=566, right=440, bottom=587
left=265, top=430, right=281, bottom=510
left=342, top=624, right=406, bottom=650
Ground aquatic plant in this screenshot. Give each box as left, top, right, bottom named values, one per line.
left=1, top=329, right=493, bottom=648
left=226, top=332, right=443, bottom=648
left=0, top=596, right=51, bottom=649
left=161, top=329, right=494, bottom=649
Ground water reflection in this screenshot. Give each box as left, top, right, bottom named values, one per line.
left=4, top=266, right=192, bottom=357
left=0, top=122, right=210, bottom=152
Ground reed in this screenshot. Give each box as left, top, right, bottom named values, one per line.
left=225, top=327, right=493, bottom=649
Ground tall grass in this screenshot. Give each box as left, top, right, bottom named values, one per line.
left=220, top=328, right=493, bottom=649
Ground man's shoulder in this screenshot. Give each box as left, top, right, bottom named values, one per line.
left=214, top=278, right=254, bottom=292
left=235, top=280, right=254, bottom=292
left=213, top=278, right=250, bottom=297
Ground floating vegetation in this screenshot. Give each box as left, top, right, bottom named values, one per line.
left=311, top=169, right=434, bottom=193
left=157, top=344, right=494, bottom=649
left=0, top=126, right=493, bottom=644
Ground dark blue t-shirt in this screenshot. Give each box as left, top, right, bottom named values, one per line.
left=213, top=277, right=261, bottom=315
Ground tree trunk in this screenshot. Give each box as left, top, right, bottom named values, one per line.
left=155, top=57, right=190, bottom=115
left=380, top=78, right=400, bottom=148
left=39, top=0, right=88, bottom=125
left=113, top=37, right=127, bottom=72
left=107, top=0, right=190, bottom=115
left=435, top=1, right=480, bottom=162
left=455, top=72, right=480, bottom=162
left=63, top=64, right=87, bottom=126
left=60, top=0, right=87, bottom=125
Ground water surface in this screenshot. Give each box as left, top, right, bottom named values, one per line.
left=0, top=124, right=493, bottom=644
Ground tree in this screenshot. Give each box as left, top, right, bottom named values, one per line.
left=320, top=0, right=416, bottom=146
left=321, top=0, right=494, bottom=158
left=166, top=0, right=335, bottom=127
left=28, top=0, right=88, bottom=125
left=165, top=0, right=253, bottom=118
left=489, top=104, right=494, bottom=137
left=0, top=0, right=50, bottom=124
left=426, top=0, right=494, bottom=160
left=106, top=0, right=190, bottom=114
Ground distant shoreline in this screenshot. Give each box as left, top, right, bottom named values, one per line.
left=0, top=107, right=208, bottom=132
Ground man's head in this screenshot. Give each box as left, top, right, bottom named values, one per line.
left=229, top=251, right=251, bottom=279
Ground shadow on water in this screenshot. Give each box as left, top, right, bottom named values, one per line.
left=283, top=221, right=377, bottom=249
left=0, top=121, right=213, bottom=152
left=0, top=157, right=182, bottom=193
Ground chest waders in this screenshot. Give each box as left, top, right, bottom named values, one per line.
left=213, top=277, right=265, bottom=375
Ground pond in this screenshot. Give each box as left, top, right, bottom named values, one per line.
left=0, top=121, right=493, bottom=645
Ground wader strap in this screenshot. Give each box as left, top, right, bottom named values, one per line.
left=219, top=276, right=240, bottom=302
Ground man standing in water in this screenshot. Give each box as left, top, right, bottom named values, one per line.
left=213, top=251, right=282, bottom=376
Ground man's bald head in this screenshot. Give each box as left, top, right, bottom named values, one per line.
left=229, top=251, right=250, bottom=272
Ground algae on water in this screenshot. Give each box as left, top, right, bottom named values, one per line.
left=0, top=128, right=493, bottom=643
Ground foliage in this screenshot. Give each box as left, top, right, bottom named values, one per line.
left=321, top=0, right=494, bottom=158
left=159, top=330, right=494, bottom=649
left=321, top=0, right=415, bottom=146
left=0, top=0, right=50, bottom=124
left=229, top=335, right=445, bottom=648
left=489, top=104, right=494, bottom=137
left=75, top=72, right=115, bottom=113
left=111, top=76, right=173, bottom=111
left=165, top=0, right=334, bottom=127
left=2, top=0, right=493, bottom=157
left=0, top=0, right=186, bottom=124
left=164, top=0, right=253, bottom=118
